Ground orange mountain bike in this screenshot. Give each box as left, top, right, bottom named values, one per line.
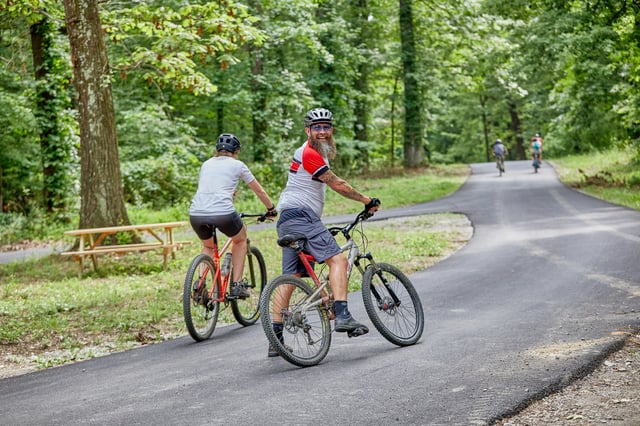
left=260, top=209, right=425, bottom=367
left=183, top=213, right=268, bottom=341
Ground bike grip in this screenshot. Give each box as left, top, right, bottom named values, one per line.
left=365, top=197, right=381, bottom=211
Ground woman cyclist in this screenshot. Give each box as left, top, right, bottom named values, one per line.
left=189, top=133, right=277, bottom=299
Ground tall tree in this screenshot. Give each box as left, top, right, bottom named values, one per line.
left=31, top=17, right=74, bottom=215
left=398, top=0, right=425, bottom=167
left=63, top=0, right=130, bottom=228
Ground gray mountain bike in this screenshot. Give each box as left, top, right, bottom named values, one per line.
left=260, top=209, right=425, bottom=367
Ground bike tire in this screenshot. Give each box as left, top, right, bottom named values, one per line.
left=260, top=275, right=332, bottom=367
left=183, top=254, right=220, bottom=341
left=362, top=262, right=424, bottom=346
left=231, top=246, right=266, bottom=326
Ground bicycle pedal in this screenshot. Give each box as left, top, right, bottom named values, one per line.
left=347, top=327, right=369, bottom=338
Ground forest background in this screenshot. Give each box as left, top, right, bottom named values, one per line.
left=1, top=0, right=640, bottom=243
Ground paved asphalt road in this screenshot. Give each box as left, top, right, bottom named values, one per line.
left=1, top=160, right=639, bottom=425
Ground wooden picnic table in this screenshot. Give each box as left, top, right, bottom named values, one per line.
left=61, top=221, right=193, bottom=276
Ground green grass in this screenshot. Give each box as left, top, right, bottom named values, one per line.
left=323, top=165, right=469, bottom=214
left=551, top=147, right=640, bottom=210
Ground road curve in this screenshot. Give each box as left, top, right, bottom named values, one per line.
left=1, top=160, right=639, bottom=425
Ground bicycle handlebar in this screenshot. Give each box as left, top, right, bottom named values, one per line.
left=333, top=208, right=375, bottom=237
left=240, top=212, right=271, bottom=223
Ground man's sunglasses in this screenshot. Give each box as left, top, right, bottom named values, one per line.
left=310, top=124, right=333, bottom=132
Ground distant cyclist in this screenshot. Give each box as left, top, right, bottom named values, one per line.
left=492, top=138, right=508, bottom=174
left=530, top=133, right=543, bottom=165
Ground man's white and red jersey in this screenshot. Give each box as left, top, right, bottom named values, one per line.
left=277, top=141, right=329, bottom=217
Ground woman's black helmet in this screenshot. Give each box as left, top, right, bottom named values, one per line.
left=304, top=108, right=333, bottom=127
left=216, top=133, right=241, bottom=153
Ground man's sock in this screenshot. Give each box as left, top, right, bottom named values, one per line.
left=333, top=300, right=350, bottom=319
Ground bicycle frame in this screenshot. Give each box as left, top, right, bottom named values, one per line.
left=291, top=216, right=377, bottom=319
left=262, top=208, right=425, bottom=365
left=202, top=234, right=233, bottom=303
left=195, top=213, right=264, bottom=304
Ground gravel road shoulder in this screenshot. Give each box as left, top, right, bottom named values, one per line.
left=496, top=331, right=640, bottom=425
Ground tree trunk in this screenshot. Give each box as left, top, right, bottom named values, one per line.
left=508, top=100, right=525, bottom=159
left=63, top=0, right=130, bottom=229
left=391, top=73, right=400, bottom=167
left=480, top=95, right=490, bottom=162
left=251, top=54, right=268, bottom=163
left=31, top=18, right=72, bottom=214
left=399, top=0, right=425, bottom=168
left=354, top=0, right=371, bottom=171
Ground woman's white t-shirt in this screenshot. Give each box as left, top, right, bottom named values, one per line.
left=189, top=156, right=255, bottom=216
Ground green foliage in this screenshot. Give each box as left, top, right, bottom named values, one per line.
left=0, top=209, right=70, bottom=245
left=117, top=104, right=202, bottom=208
left=0, top=5, right=77, bottom=218
left=3, top=0, right=640, bottom=237
left=0, top=88, right=42, bottom=214
left=552, top=147, right=640, bottom=210
left=102, top=1, right=266, bottom=95
left=31, top=18, right=78, bottom=215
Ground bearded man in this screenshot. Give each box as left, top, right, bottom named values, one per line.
left=268, top=107, right=380, bottom=358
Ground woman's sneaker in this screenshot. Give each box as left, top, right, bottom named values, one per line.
left=230, top=279, right=250, bottom=299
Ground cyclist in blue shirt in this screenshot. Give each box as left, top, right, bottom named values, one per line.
left=530, top=133, right=543, bottom=165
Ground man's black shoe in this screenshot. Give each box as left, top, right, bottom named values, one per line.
left=335, top=316, right=369, bottom=335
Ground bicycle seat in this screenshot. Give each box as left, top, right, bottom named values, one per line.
left=277, top=233, right=307, bottom=248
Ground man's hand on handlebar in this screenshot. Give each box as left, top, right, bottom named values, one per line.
left=364, top=197, right=381, bottom=217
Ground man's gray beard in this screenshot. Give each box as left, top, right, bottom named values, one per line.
left=310, top=135, right=337, bottom=160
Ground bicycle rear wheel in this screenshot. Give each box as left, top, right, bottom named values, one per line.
left=362, top=262, right=424, bottom=346
left=231, top=246, right=266, bottom=326
left=260, top=275, right=332, bottom=367
left=183, top=254, right=220, bottom=341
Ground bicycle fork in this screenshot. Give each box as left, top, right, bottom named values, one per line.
left=360, top=256, right=402, bottom=314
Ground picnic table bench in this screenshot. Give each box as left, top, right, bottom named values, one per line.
left=61, top=221, right=193, bottom=275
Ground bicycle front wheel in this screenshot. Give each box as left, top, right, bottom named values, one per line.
left=183, top=254, right=220, bottom=341
left=260, top=275, right=332, bottom=367
left=362, top=262, right=424, bottom=346
left=231, top=246, right=266, bottom=326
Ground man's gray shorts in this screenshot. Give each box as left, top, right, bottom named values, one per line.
left=277, top=208, right=342, bottom=275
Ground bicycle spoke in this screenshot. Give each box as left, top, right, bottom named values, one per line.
left=362, top=263, right=424, bottom=346
left=260, top=275, right=332, bottom=367
left=183, top=254, right=220, bottom=341
left=231, top=246, right=266, bottom=326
